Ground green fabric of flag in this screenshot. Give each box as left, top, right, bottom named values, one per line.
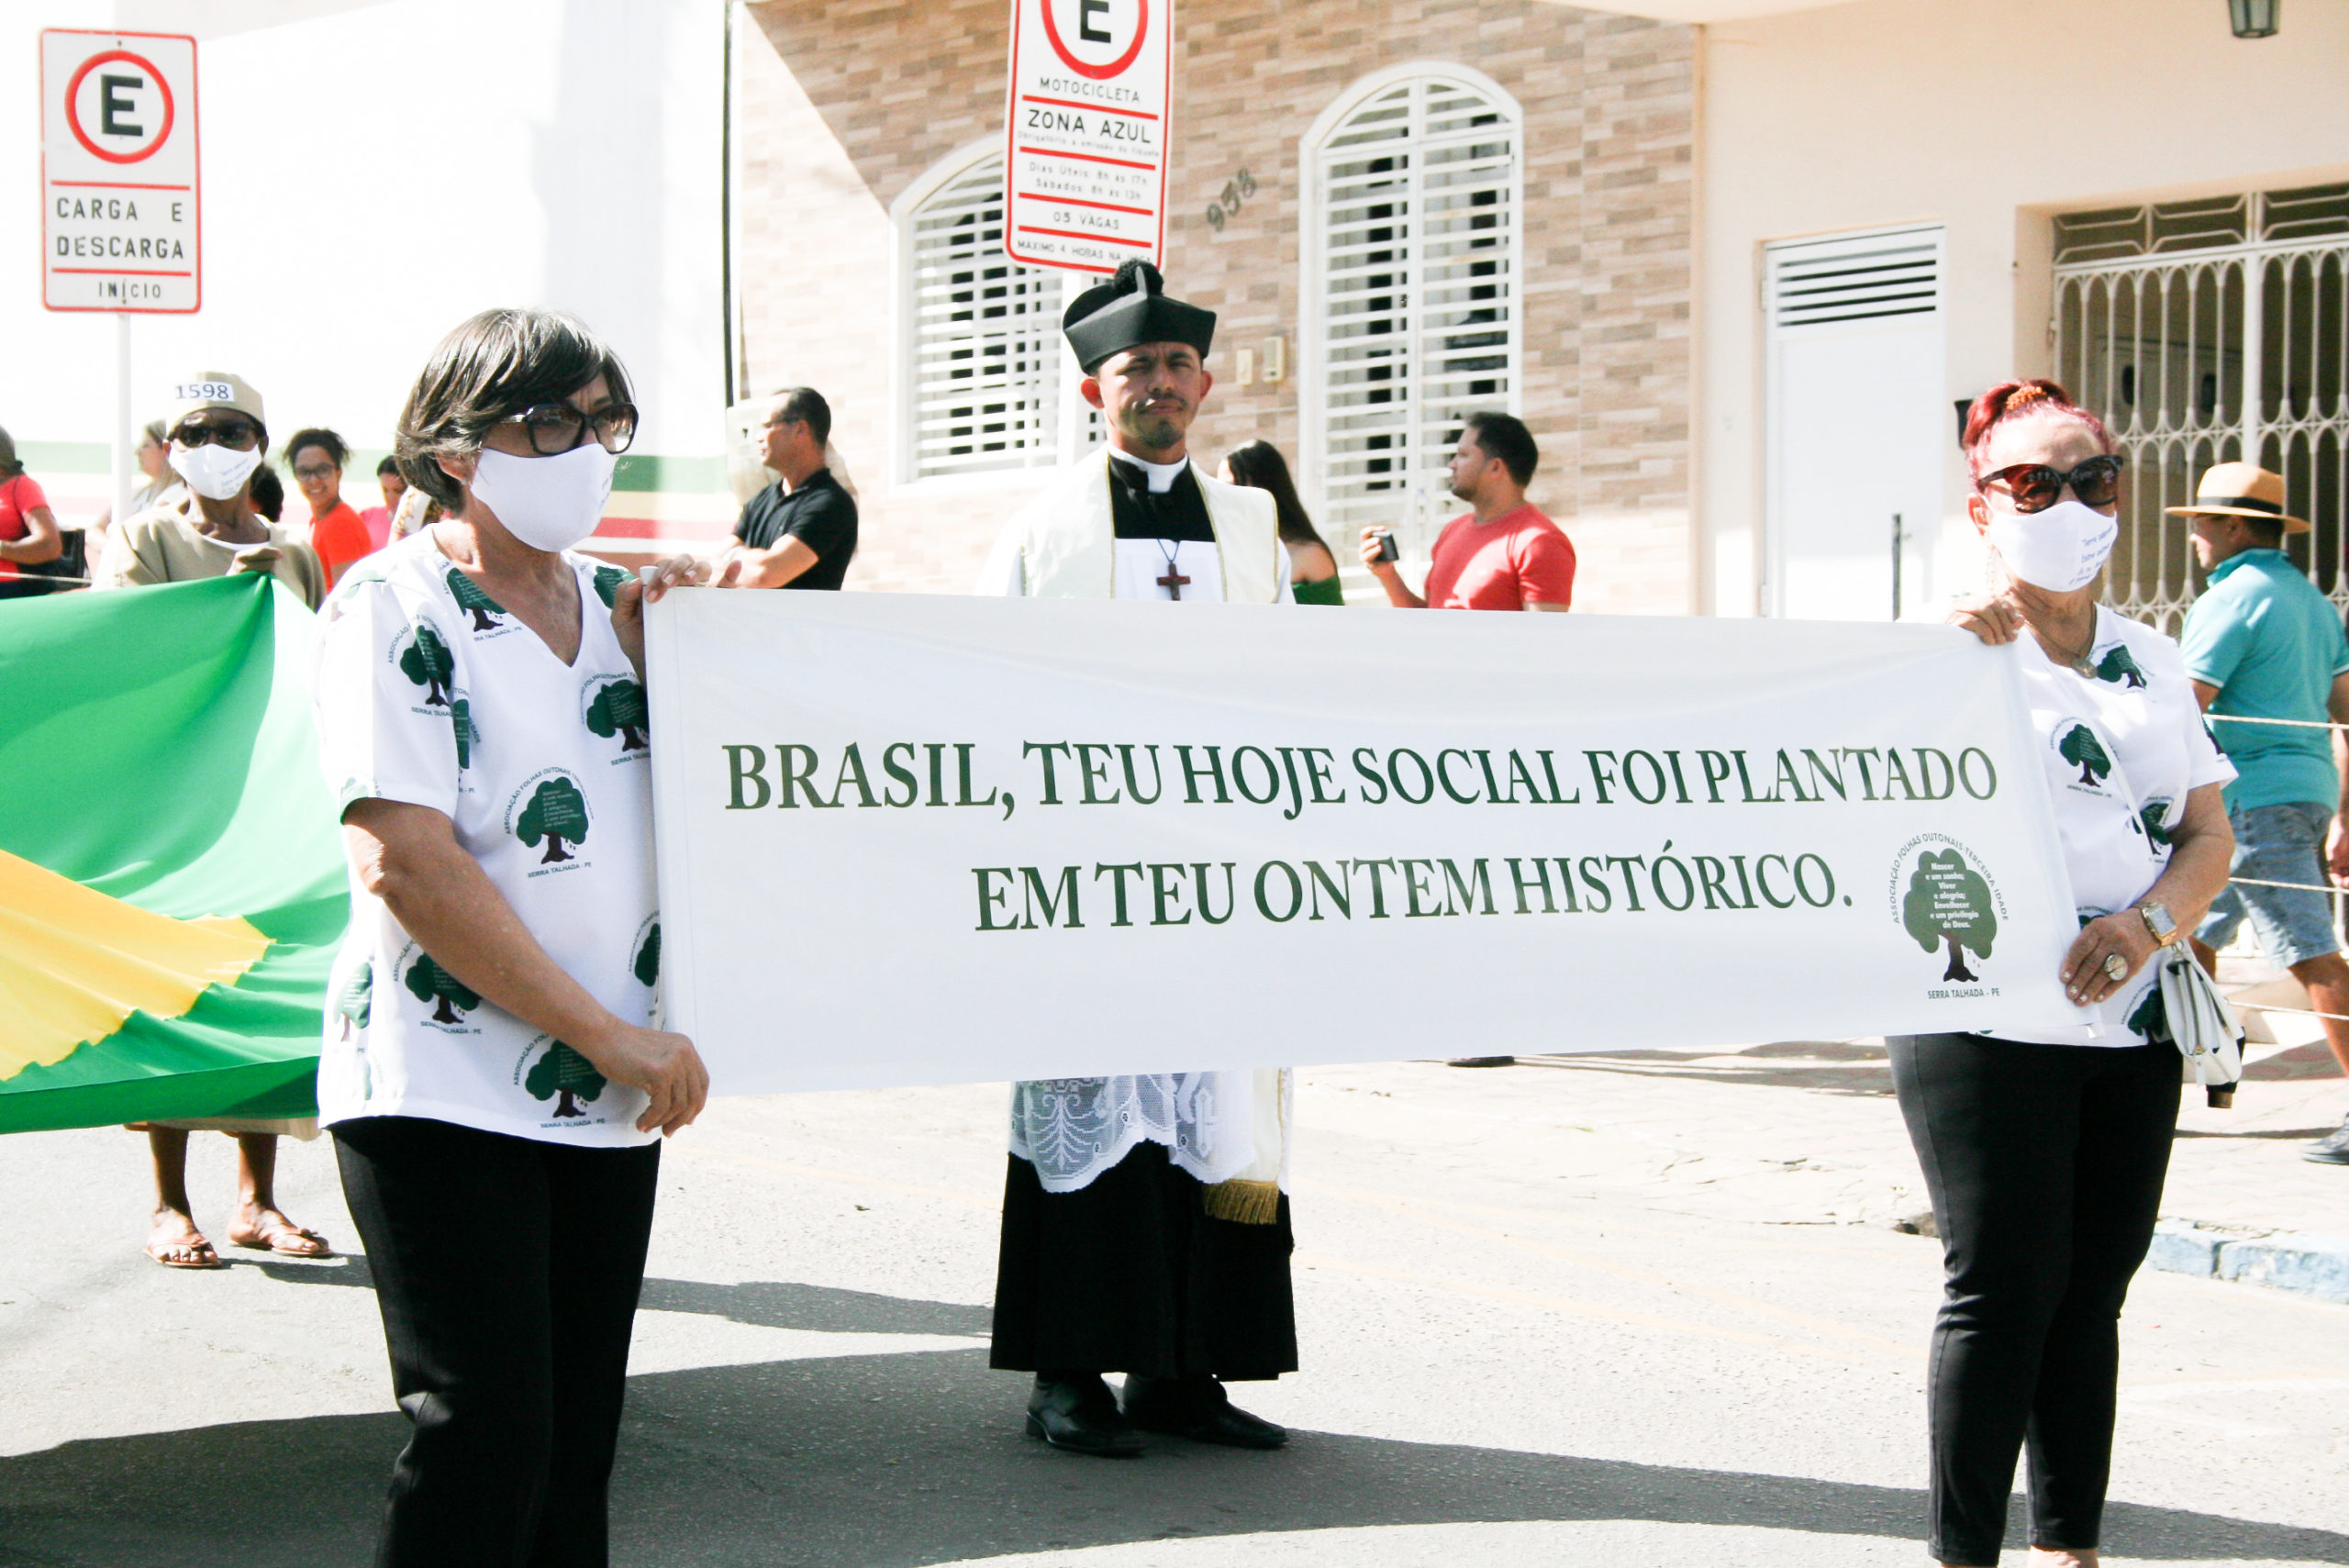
left=0, top=576, right=345, bottom=1132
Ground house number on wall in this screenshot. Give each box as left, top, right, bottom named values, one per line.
left=1204, top=168, right=1258, bottom=230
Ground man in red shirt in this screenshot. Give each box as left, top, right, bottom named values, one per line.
left=1361, top=411, right=1574, bottom=613
left=285, top=427, right=374, bottom=590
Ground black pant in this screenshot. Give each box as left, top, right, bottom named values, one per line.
left=335, top=1117, right=661, bottom=1568
left=1888, top=1033, right=2177, bottom=1564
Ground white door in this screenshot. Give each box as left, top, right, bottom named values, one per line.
left=1765, top=227, right=1946, bottom=620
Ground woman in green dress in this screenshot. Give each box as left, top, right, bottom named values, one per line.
left=1219, top=440, right=1343, bottom=606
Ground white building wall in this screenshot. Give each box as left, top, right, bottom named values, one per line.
left=1695, top=0, right=2349, bottom=616
left=5, top=0, right=726, bottom=535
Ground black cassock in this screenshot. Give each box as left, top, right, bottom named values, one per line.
left=987, top=456, right=1298, bottom=1383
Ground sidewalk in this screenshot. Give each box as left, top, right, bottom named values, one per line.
left=1355, top=951, right=2347, bottom=1306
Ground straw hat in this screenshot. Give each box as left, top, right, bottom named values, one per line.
left=2165, top=462, right=2307, bottom=532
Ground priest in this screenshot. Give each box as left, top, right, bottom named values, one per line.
left=975, top=261, right=1297, bottom=1459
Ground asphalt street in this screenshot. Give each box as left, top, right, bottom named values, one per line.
left=2, top=1058, right=2343, bottom=1567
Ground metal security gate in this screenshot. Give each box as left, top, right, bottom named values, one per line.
left=2053, top=183, right=2349, bottom=635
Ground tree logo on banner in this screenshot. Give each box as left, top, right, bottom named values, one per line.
left=522, top=1035, right=607, bottom=1119
left=2054, top=721, right=2112, bottom=788
left=1894, top=840, right=2003, bottom=985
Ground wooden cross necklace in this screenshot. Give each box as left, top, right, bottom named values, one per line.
left=1154, top=538, right=1190, bottom=600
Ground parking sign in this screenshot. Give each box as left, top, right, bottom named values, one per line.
left=1004, top=0, right=1170, bottom=273
left=41, top=29, right=201, bottom=313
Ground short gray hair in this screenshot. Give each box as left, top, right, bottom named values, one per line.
left=395, top=308, right=634, bottom=512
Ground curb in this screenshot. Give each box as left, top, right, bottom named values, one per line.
left=2148, top=1218, right=2349, bottom=1305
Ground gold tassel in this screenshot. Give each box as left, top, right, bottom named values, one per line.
left=1203, top=1178, right=1281, bottom=1226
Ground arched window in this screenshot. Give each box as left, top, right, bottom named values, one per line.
left=900, top=150, right=1066, bottom=481
left=1304, top=69, right=1520, bottom=546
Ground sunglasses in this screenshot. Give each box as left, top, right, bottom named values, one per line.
left=1976, top=455, right=2124, bottom=514
left=497, top=401, right=638, bottom=457
left=173, top=417, right=262, bottom=451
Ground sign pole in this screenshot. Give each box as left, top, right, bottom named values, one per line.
left=112, top=314, right=133, bottom=524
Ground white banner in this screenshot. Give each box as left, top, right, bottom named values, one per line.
left=644, top=594, right=2087, bottom=1095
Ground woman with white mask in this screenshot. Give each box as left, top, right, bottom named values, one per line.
left=1896, top=380, right=2236, bottom=1568
left=312, top=307, right=729, bottom=1567
left=95, top=375, right=327, bottom=608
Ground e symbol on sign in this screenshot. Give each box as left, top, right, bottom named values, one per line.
left=1079, top=0, right=1110, bottom=41
left=101, top=73, right=143, bottom=138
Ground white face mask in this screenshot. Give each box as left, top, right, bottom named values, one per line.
left=466, top=443, right=617, bottom=553
left=1987, top=497, right=2118, bottom=594
left=168, top=442, right=262, bottom=502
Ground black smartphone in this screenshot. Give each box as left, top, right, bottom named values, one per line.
left=1373, top=531, right=1398, bottom=563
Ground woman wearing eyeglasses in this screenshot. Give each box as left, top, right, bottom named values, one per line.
left=94, top=375, right=327, bottom=609
left=312, top=308, right=725, bottom=1567
left=1898, top=380, right=2236, bottom=1568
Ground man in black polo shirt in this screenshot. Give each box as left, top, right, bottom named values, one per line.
left=728, top=387, right=857, bottom=589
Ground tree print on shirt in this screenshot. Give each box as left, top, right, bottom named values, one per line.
left=592, top=564, right=630, bottom=608
left=584, top=677, right=649, bottom=752
left=399, top=622, right=455, bottom=707
left=634, top=921, right=660, bottom=986
left=517, top=775, right=591, bottom=863
left=2095, top=645, right=2147, bottom=688
left=527, top=1040, right=607, bottom=1118
left=405, top=953, right=480, bottom=1025
left=446, top=568, right=506, bottom=633
left=2058, top=723, right=2112, bottom=787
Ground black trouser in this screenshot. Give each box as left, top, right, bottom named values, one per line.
left=1888, top=1033, right=2178, bottom=1565
left=335, top=1117, right=661, bottom=1568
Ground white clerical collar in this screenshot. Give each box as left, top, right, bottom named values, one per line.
left=1109, top=450, right=1189, bottom=494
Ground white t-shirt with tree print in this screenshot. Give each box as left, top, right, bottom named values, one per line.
left=311, top=530, right=660, bottom=1146
left=1983, top=606, right=2236, bottom=1048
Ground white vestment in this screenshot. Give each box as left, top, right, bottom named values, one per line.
left=977, top=449, right=1295, bottom=1198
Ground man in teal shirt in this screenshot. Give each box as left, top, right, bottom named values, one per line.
left=2177, top=463, right=2349, bottom=1164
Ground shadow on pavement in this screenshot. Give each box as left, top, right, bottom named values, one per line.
left=5, top=1302, right=2345, bottom=1568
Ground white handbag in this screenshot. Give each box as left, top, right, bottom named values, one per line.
left=2152, top=946, right=2245, bottom=1108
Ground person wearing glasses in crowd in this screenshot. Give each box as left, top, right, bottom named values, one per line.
left=89, top=377, right=334, bottom=1266
left=95, top=374, right=327, bottom=610
left=722, top=386, right=857, bottom=589
left=1913, top=380, right=2236, bottom=1568
left=1218, top=440, right=1343, bottom=605
left=285, top=427, right=377, bottom=590
left=313, top=307, right=722, bottom=1567
left=2165, top=462, right=2349, bottom=1167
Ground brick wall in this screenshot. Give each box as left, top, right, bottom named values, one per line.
left=738, top=0, right=1693, bottom=611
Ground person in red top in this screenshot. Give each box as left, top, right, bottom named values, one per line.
left=0, top=426, right=64, bottom=600
left=1360, top=410, right=1574, bottom=613
left=284, top=427, right=374, bottom=589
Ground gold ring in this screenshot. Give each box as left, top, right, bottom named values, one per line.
left=2102, top=952, right=2128, bottom=982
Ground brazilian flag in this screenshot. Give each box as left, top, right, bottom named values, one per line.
left=0, top=576, right=345, bottom=1132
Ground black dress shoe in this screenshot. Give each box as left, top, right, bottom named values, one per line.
left=1025, top=1375, right=1143, bottom=1457
left=1120, top=1375, right=1289, bottom=1450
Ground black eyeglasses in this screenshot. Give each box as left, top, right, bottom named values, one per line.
left=497, top=401, right=639, bottom=456
left=173, top=417, right=262, bottom=451
left=1976, top=455, right=2124, bottom=514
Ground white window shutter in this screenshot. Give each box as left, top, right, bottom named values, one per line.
left=905, top=155, right=1063, bottom=480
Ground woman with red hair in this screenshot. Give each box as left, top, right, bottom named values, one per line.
left=1893, top=380, right=2237, bottom=1567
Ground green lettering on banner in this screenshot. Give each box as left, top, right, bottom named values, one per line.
left=974, top=867, right=1018, bottom=930
left=1119, top=744, right=1165, bottom=804
left=1505, top=751, right=1546, bottom=806
left=723, top=744, right=770, bottom=809
left=1177, top=745, right=1230, bottom=804
left=881, top=742, right=919, bottom=807
left=1880, top=750, right=1918, bottom=801
left=1025, top=741, right=1072, bottom=805
left=1842, top=747, right=1882, bottom=800
left=1255, top=861, right=1304, bottom=922
left=1353, top=858, right=1397, bottom=917
left=1305, top=860, right=1352, bottom=920
left=1094, top=862, right=1144, bottom=927
left=1149, top=863, right=1192, bottom=925
left=1401, top=859, right=1442, bottom=917
left=1352, top=748, right=1389, bottom=805
left=1802, top=750, right=1848, bottom=801
left=1698, top=750, right=1733, bottom=803
left=1021, top=865, right=1084, bottom=929
left=1621, top=751, right=1670, bottom=805
left=925, top=742, right=950, bottom=806
left=1301, top=747, right=1345, bottom=806
left=779, top=744, right=836, bottom=808
left=1507, top=857, right=1555, bottom=914
left=1584, top=750, right=1618, bottom=805
left=831, top=743, right=880, bottom=808
left=1230, top=747, right=1281, bottom=806
left=1754, top=854, right=1797, bottom=908
left=1441, top=858, right=1496, bottom=916
left=1436, top=749, right=1480, bottom=805
left=1193, top=862, right=1238, bottom=924
left=1075, top=743, right=1121, bottom=804
left=1387, top=751, right=1434, bottom=805
left=1769, top=750, right=1813, bottom=803
left=1912, top=749, right=1956, bottom=800
left=956, top=743, right=1001, bottom=811
left=1538, top=750, right=1578, bottom=805
left=1957, top=747, right=1998, bottom=799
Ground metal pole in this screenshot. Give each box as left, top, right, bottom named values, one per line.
left=111, top=313, right=133, bottom=524
left=1890, top=512, right=1903, bottom=621
left=2241, top=254, right=2264, bottom=463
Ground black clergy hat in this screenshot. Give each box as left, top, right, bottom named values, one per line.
left=1063, top=260, right=1216, bottom=373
